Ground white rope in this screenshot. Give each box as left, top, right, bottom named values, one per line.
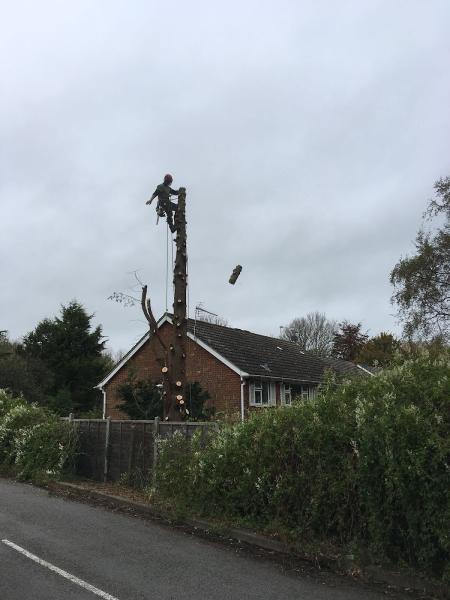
left=171, top=233, right=175, bottom=300
left=186, top=246, right=190, bottom=321
left=165, top=222, right=169, bottom=312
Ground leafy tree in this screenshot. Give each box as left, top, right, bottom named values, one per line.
left=332, top=321, right=368, bottom=361
left=20, top=301, right=109, bottom=414
left=281, top=312, right=337, bottom=356
left=117, top=371, right=163, bottom=420
left=391, top=177, right=450, bottom=341
left=117, top=372, right=212, bottom=421
left=0, top=331, right=11, bottom=358
left=186, top=382, right=213, bottom=420
left=0, top=332, right=54, bottom=405
left=356, top=332, right=400, bottom=367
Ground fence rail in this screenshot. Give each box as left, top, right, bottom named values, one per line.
left=65, top=417, right=217, bottom=484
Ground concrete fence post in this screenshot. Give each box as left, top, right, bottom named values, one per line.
left=103, top=416, right=111, bottom=483
left=153, top=417, right=160, bottom=487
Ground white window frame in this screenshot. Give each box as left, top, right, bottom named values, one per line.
left=297, top=385, right=316, bottom=401
left=300, top=385, right=310, bottom=400
left=249, top=381, right=276, bottom=407
left=281, top=383, right=292, bottom=406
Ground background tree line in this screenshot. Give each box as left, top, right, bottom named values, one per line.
left=1, top=177, right=447, bottom=415
left=0, top=301, right=113, bottom=416
left=281, top=177, right=449, bottom=365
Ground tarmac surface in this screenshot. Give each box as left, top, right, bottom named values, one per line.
left=0, top=478, right=401, bottom=600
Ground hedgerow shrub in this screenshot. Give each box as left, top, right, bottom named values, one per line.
left=0, top=388, right=25, bottom=419
left=14, top=419, right=78, bottom=480
left=154, top=350, right=450, bottom=580
left=0, top=400, right=49, bottom=463
left=354, top=352, right=449, bottom=578
left=0, top=389, right=78, bottom=480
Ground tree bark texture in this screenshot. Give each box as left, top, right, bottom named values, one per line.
left=167, top=187, right=187, bottom=420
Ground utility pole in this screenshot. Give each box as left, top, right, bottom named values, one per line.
left=167, top=187, right=188, bottom=420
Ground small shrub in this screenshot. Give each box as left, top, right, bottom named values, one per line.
left=0, top=389, right=79, bottom=481
left=13, top=418, right=78, bottom=480
left=0, top=401, right=49, bottom=463
left=154, top=431, right=198, bottom=499
left=0, top=388, right=25, bottom=419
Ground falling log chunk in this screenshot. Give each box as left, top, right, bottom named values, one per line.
left=229, top=265, right=242, bottom=285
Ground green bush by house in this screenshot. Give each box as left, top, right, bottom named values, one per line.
left=154, top=350, right=450, bottom=581
left=0, top=389, right=78, bottom=480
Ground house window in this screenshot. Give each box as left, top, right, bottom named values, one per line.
left=281, top=383, right=292, bottom=405
left=250, top=381, right=276, bottom=406
left=290, top=384, right=316, bottom=402
left=300, top=385, right=310, bottom=400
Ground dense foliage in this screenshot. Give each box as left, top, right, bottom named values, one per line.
left=391, top=176, right=450, bottom=341
left=14, top=301, right=112, bottom=414
left=117, top=371, right=163, bottom=419
left=0, top=389, right=78, bottom=480
left=332, top=321, right=369, bottom=361
left=0, top=332, right=55, bottom=405
left=154, top=351, right=450, bottom=580
left=355, top=332, right=400, bottom=367
left=117, top=373, right=213, bottom=420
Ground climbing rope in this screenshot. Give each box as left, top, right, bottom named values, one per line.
left=165, top=222, right=169, bottom=312
left=186, top=249, right=190, bottom=321
left=171, top=232, right=174, bottom=299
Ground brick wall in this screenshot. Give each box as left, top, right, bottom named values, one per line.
left=104, top=322, right=242, bottom=419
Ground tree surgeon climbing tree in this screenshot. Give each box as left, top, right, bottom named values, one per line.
left=142, top=181, right=188, bottom=421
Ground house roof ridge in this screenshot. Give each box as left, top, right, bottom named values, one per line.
left=97, top=313, right=369, bottom=390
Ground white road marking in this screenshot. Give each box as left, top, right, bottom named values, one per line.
left=1, top=539, right=121, bottom=600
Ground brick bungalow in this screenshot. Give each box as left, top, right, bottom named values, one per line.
left=97, top=314, right=371, bottom=420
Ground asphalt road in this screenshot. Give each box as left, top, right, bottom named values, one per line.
left=0, top=478, right=392, bottom=600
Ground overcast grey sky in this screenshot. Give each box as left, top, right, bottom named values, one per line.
left=1, top=0, right=449, bottom=352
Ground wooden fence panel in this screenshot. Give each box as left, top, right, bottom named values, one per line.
left=67, top=418, right=217, bottom=483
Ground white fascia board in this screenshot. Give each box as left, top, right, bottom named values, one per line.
left=96, top=332, right=150, bottom=388
left=96, top=313, right=248, bottom=388
left=357, top=364, right=375, bottom=377
left=96, top=315, right=173, bottom=389
left=187, top=332, right=248, bottom=377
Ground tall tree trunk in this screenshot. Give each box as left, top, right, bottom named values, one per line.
left=166, top=187, right=187, bottom=420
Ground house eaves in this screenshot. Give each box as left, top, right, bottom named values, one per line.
left=96, top=313, right=248, bottom=389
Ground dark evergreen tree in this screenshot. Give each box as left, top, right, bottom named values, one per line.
left=21, top=301, right=109, bottom=414
left=186, top=382, right=212, bottom=420
left=332, top=321, right=369, bottom=362
left=0, top=331, right=54, bottom=405
left=117, top=371, right=163, bottom=420
left=117, top=372, right=212, bottom=421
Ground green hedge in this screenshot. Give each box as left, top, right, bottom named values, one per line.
left=0, top=389, right=78, bottom=480
left=154, top=351, right=450, bottom=580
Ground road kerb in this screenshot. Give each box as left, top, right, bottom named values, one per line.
left=47, top=481, right=449, bottom=600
